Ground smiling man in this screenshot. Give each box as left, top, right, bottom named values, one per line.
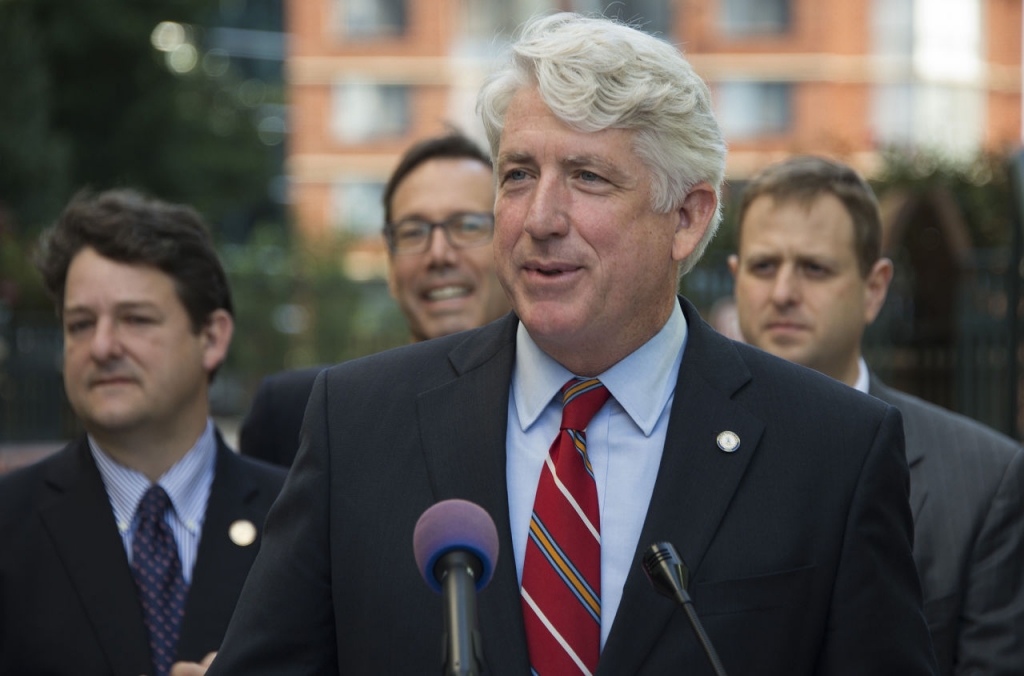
left=0, top=190, right=286, bottom=676
left=205, top=14, right=936, bottom=675
left=237, top=131, right=510, bottom=467
left=730, top=155, right=1024, bottom=675
left=385, top=134, right=509, bottom=342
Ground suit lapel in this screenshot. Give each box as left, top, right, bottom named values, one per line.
left=38, top=438, right=152, bottom=675
left=868, top=376, right=926, bottom=521
left=598, top=300, right=764, bottom=675
left=177, top=437, right=265, bottom=660
left=417, top=315, right=532, bottom=676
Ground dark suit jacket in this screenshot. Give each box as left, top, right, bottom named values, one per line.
left=209, top=300, right=938, bottom=675
left=0, top=434, right=287, bottom=676
left=239, top=366, right=326, bottom=467
left=870, top=377, right=1024, bottom=676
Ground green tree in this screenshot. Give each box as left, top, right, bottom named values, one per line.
left=0, top=0, right=275, bottom=234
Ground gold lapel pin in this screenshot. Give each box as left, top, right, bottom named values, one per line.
left=716, top=431, right=740, bottom=453
left=229, top=519, right=257, bottom=547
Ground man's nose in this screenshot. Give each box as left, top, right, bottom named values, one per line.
left=770, top=266, right=800, bottom=305
left=424, top=224, right=459, bottom=264
left=522, top=176, right=570, bottom=240
left=89, top=317, right=124, bottom=361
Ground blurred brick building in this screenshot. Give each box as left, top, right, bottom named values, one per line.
left=285, top=0, right=1022, bottom=257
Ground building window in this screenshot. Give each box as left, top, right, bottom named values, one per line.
left=871, top=0, right=913, bottom=58
left=332, top=181, right=385, bottom=236
left=716, top=82, right=791, bottom=138
left=720, top=0, right=790, bottom=36
left=871, top=83, right=913, bottom=146
left=573, top=0, right=672, bottom=37
left=330, top=82, right=409, bottom=143
left=336, top=0, right=405, bottom=39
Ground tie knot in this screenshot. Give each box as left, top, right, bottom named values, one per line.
left=560, top=378, right=610, bottom=431
left=137, top=485, right=172, bottom=521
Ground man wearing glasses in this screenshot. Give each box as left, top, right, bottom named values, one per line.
left=238, top=131, right=511, bottom=467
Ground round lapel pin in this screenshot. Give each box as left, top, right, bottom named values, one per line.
left=716, top=431, right=740, bottom=453
left=229, top=519, right=257, bottom=547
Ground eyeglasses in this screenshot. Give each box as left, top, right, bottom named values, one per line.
left=384, top=212, right=495, bottom=255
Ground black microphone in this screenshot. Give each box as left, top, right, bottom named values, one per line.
left=414, top=499, right=500, bottom=676
left=642, top=542, right=728, bottom=676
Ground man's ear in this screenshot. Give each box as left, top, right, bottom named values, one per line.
left=864, top=257, right=894, bottom=325
left=672, top=183, right=718, bottom=262
left=201, top=309, right=234, bottom=373
left=727, top=253, right=739, bottom=278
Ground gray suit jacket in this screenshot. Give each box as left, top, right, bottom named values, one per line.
left=0, top=433, right=287, bottom=676
left=870, top=376, right=1024, bottom=676
left=209, top=301, right=937, bottom=675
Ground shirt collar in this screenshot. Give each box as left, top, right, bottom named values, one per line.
left=89, top=419, right=218, bottom=535
left=853, top=357, right=870, bottom=394
left=512, top=301, right=688, bottom=437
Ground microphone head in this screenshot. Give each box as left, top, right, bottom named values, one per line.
left=413, top=499, right=499, bottom=593
left=642, top=541, right=689, bottom=601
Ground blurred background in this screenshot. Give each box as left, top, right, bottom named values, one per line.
left=2, top=0, right=1024, bottom=467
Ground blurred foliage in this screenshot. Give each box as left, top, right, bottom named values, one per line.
left=0, top=220, right=52, bottom=316
left=0, top=0, right=275, bottom=235
left=872, top=148, right=1016, bottom=249
left=215, top=225, right=409, bottom=412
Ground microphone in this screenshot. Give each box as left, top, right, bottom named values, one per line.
left=414, top=499, right=500, bottom=676
left=642, top=542, right=728, bottom=676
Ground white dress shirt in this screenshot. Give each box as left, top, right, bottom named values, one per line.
left=506, top=302, right=688, bottom=649
left=89, top=419, right=217, bottom=584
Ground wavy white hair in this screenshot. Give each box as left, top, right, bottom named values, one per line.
left=478, top=13, right=727, bottom=276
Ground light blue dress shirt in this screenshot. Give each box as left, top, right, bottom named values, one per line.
left=89, top=419, right=217, bottom=584
left=507, top=302, right=687, bottom=649
left=853, top=357, right=870, bottom=393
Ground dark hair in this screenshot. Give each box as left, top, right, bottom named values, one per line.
left=381, top=130, right=492, bottom=225
left=35, top=189, right=233, bottom=333
left=737, top=156, right=882, bottom=277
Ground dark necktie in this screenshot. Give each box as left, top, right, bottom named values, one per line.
left=521, top=378, right=610, bottom=676
left=131, top=485, right=188, bottom=676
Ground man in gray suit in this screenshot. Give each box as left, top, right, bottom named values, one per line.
left=730, top=155, right=1024, bottom=675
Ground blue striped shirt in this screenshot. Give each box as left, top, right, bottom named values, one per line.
left=88, top=419, right=217, bottom=584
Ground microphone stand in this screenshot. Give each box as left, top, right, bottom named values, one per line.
left=438, top=551, right=486, bottom=676
left=642, top=542, right=728, bottom=676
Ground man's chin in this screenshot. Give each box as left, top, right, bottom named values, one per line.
left=758, top=338, right=813, bottom=366
left=417, top=314, right=477, bottom=341
left=79, top=410, right=148, bottom=438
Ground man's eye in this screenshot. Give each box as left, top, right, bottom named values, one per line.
left=505, top=169, right=528, bottom=182
left=580, top=170, right=602, bottom=182
left=395, top=224, right=428, bottom=241
left=66, top=320, right=92, bottom=334
left=457, top=217, right=487, bottom=235
left=803, top=263, right=829, bottom=277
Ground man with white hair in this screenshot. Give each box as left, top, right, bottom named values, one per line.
left=205, top=14, right=937, bottom=674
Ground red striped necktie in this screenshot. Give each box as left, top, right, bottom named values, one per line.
left=521, top=378, right=610, bottom=676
